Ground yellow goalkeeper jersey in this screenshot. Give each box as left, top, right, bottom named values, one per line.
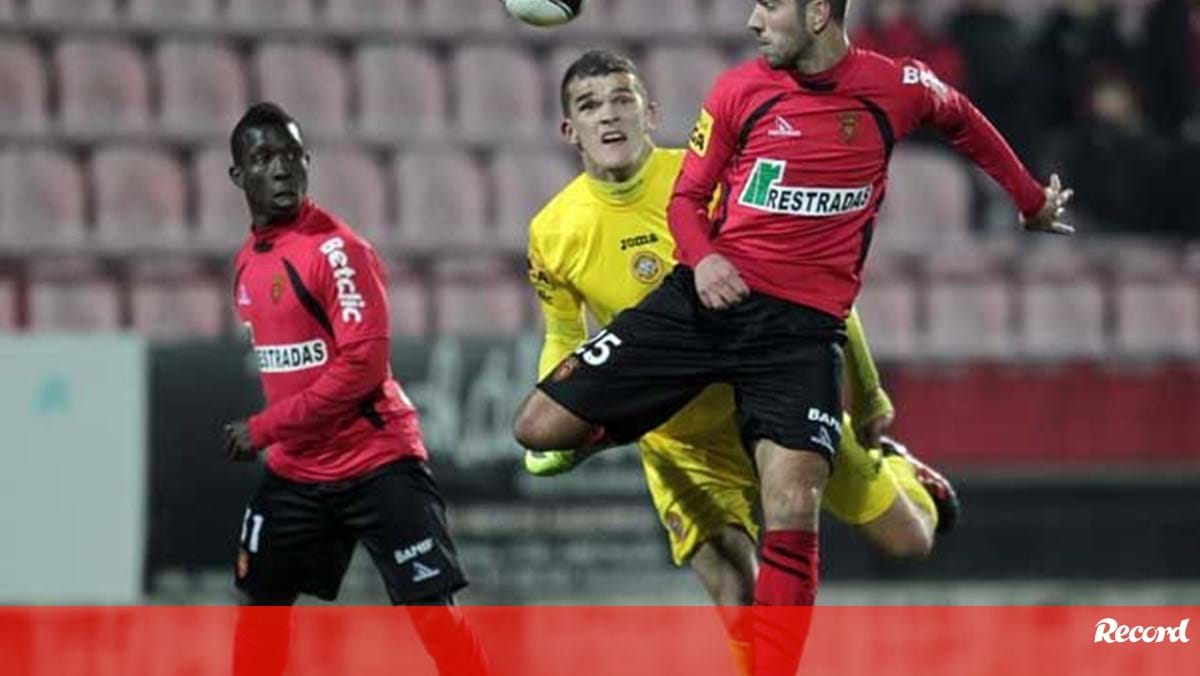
left=526, top=147, right=891, bottom=443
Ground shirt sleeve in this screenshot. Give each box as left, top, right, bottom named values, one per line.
left=248, top=337, right=390, bottom=448
left=907, top=59, right=1046, bottom=219
left=843, top=306, right=894, bottom=425
left=247, top=234, right=393, bottom=448
left=668, top=74, right=741, bottom=265
left=528, top=228, right=587, bottom=380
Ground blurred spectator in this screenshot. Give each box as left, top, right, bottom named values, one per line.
left=946, top=0, right=1037, bottom=157
left=1139, top=0, right=1200, bottom=140
left=853, top=0, right=965, bottom=88
left=1033, top=0, right=1129, bottom=131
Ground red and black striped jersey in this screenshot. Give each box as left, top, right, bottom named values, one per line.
left=670, top=47, right=1045, bottom=319
left=233, top=199, right=427, bottom=482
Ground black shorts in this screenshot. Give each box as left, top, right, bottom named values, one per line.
left=539, top=265, right=846, bottom=459
left=234, top=458, right=467, bottom=604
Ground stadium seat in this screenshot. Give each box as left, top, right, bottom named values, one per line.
left=854, top=257, right=920, bottom=360
left=131, top=274, right=226, bottom=340
left=156, top=41, right=247, bottom=138
left=610, top=0, right=703, bottom=37
left=28, top=0, right=116, bottom=24
left=924, top=246, right=1015, bottom=359
left=325, top=0, right=413, bottom=29
left=91, top=147, right=188, bottom=249
left=353, top=44, right=447, bottom=141
left=27, top=274, right=122, bottom=332
left=490, top=149, right=577, bottom=251
left=0, top=276, right=14, bottom=330
left=226, top=0, right=313, bottom=27
left=432, top=259, right=527, bottom=336
left=394, top=150, right=488, bottom=250
left=306, top=144, right=389, bottom=244
left=452, top=45, right=544, bottom=143
left=875, top=147, right=973, bottom=258
left=0, top=38, right=47, bottom=135
left=253, top=44, right=347, bottom=135
left=193, top=146, right=250, bottom=251
left=643, top=46, right=729, bottom=145
left=126, top=0, right=217, bottom=26
left=1014, top=240, right=1106, bottom=358
left=55, top=39, right=150, bottom=137
left=705, top=0, right=754, bottom=38
left=1114, top=278, right=1200, bottom=358
left=386, top=261, right=429, bottom=337
left=419, top=0, right=510, bottom=35
left=0, top=0, right=12, bottom=20
left=0, top=147, right=86, bottom=249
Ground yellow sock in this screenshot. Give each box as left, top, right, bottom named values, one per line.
left=884, top=454, right=938, bottom=530
left=728, top=638, right=752, bottom=676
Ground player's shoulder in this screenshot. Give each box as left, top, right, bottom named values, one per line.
left=529, top=172, right=595, bottom=240
left=708, top=57, right=771, bottom=100
left=302, top=200, right=378, bottom=255
left=852, top=47, right=942, bottom=94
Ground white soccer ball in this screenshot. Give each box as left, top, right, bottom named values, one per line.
left=502, top=0, right=585, bottom=27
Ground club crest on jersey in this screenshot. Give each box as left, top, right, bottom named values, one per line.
left=738, top=159, right=873, bottom=217
left=839, top=112, right=860, bottom=143
left=270, top=274, right=285, bottom=304
left=319, top=236, right=365, bottom=324
left=631, top=250, right=665, bottom=284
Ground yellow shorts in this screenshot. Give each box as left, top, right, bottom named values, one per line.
left=642, top=413, right=897, bottom=566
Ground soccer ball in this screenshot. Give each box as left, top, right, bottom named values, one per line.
left=502, top=0, right=585, bottom=27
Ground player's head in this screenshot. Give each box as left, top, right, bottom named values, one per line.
left=229, top=102, right=310, bottom=226
left=749, top=0, right=850, bottom=70
left=560, top=49, right=659, bottom=182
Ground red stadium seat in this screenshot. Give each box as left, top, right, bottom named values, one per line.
left=306, top=144, right=389, bottom=244
left=394, top=150, right=488, bottom=250
left=855, top=256, right=920, bottom=360
left=452, top=45, right=544, bottom=143
left=1115, top=279, right=1200, bottom=358
left=432, top=259, right=527, bottom=336
left=643, top=46, right=730, bottom=145
left=27, top=273, right=122, bottom=332
left=192, top=145, right=250, bottom=251
left=28, top=0, right=116, bottom=24
left=325, top=0, right=413, bottom=28
left=387, top=261, right=429, bottom=337
left=354, top=44, right=448, bottom=141
left=420, top=0, right=510, bottom=35
left=0, top=38, right=48, bottom=135
left=1015, top=241, right=1106, bottom=358
left=156, top=40, right=247, bottom=138
left=705, top=0, right=755, bottom=39
left=875, top=147, right=972, bottom=258
left=56, top=39, right=150, bottom=137
left=924, top=246, right=1015, bottom=359
left=91, top=146, right=188, bottom=249
left=253, top=43, right=348, bottom=135
left=127, top=0, right=218, bottom=26
left=611, top=0, right=703, bottom=37
left=131, top=274, right=226, bottom=340
left=0, top=0, right=13, bottom=19
left=490, top=149, right=577, bottom=252
left=0, top=275, right=15, bottom=329
left=0, top=147, right=86, bottom=249
left=226, top=0, right=313, bottom=27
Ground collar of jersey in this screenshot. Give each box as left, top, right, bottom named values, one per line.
left=251, top=198, right=315, bottom=246
left=584, top=149, right=658, bottom=206
left=787, top=46, right=858, bottom=91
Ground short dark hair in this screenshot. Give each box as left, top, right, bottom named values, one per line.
left=825, top=0, right=849, bottom=22
left=230, top=102, right=301, bottom=164
left=560, top=49, right=646, bottom=116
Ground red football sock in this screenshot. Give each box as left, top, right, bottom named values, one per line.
left=232, top=607, right=292, bottom=676
left=752, top=529, right=819, bottom=675
left=408, top=605, right=491, bottom=676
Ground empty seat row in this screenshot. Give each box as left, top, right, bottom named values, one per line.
left=0, top=36, right=735, bottom=144
left=0, top=145, right=577, bottom=251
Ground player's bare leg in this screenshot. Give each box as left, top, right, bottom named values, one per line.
left=513, top=389, right=615, bottom=472
left=751, top=440, right=828, bottom=675
left=690, top=527, right=758, bottom=676
left=855, top=492, right=935, bottom=559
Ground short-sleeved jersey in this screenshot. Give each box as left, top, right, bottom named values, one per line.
left=233, top=199, right=427, bottom=482
left=670, top=48, right=1046, bottom=319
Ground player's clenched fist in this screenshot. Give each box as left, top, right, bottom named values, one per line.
left=223, top=420, right=258, bottom=462
left=694, top=253, right=750, bottom=310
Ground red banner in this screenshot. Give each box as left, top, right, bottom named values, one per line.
left=2, top=606, right=1196, bottom=675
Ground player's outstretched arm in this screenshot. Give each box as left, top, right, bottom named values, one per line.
left=1020, top=173, right=1075, bottom=236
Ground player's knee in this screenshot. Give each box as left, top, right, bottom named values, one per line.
left=512, top=392, right=590, bottom=450
left=876, top=525, right=934, bottom=561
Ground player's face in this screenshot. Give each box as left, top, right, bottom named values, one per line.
left=563, top=73, right=658, bottom=181
left=230, top=123, right=310, bottom=226
left=748, top=0, right=815, bottom=68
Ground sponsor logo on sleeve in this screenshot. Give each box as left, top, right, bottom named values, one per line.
left=319, top=236, right=365, bottom=324
left=689, top=108, right=714, bottom=157
left=254, top=339, right=329, bottom=373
